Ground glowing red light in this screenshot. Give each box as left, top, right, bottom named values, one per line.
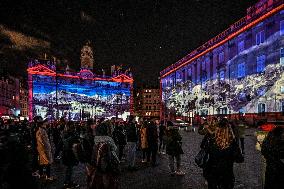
left=259, top=123, right=276, bottom=132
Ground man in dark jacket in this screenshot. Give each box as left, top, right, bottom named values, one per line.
left=112, top=122, right=127, bottom=161
left=261, top=126, right=284, bottom=189
left=125, top=115, right=138, bottom=170
left=166, top=121, right=185, bottom=176
left=159, top=122, right=166, bottom=154
left=147, top=121, right=159, bottom=166
left=30, top=116, right=42, bottom=177
left=1, top=127, right=38, bottom=189
left=62, top=123, right=80, bottom=188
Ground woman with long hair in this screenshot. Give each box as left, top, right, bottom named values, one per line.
left=261, top=126, right=284, bottom=189
left=203, top=118, right=243, bottom=189
left=36, top=119, right=55, bottom=181
left=140, top=121, right=148, bottom=163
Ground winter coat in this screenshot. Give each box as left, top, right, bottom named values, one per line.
left=36, top=127, right=53, bottom=165
left=125, top=122, right=138, bottom=143
left=140, top=127, right=148, bottom=149
left=147, top=124, right=159, bottom=150
left=237, top=122, right=246, bottom=138
left=203, top=138, right=238, bottom=187
left=52, top=126, right=61, bottom=145
left=79, top=128, right=95, bottom=164
left=261, top=129, right=284, bottom=189
left=62, top=132, right=80, bottom=166
left=166, top=128, right=183, bottom=156
left=112, top=126, right=127, bottom=146
left=159, top=124, right=166, bottom=140
left=94, top=136, right=118, bottom=153
left=1, top=132, right=38, bottom=189
left=88, top=138, right=120, bottom=189
left=30, top=123, right=39, bottom=153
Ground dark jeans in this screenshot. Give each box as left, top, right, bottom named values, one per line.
left=64, top=166, right=74, bottom=184
left=142, top=148, right=148, bottom=160
left=147, top=145, right=158, bottom=165
left=118, top=145, right=125, bottom=161
left=168, top=155, right=181, bottom=172
left=240, top=138, right=245, bottom=153
left=54, top=140, right=63, bottom=158
left=159, top=137, right=165, bottom=152
left=39, top=164, right=51, bottom=177
left=32, top=151, right=39, bottom=172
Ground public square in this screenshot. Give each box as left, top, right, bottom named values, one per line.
left=1, top=0, right=284, bottom=189
left=43, top=128, right=262, bottom=189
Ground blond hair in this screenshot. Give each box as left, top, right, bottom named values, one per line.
left=214, top=121, right=235, bottom=150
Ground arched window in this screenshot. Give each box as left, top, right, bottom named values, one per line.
left=258, top=103, right=266, bottom=116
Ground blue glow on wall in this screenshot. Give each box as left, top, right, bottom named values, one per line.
left=32, top=75, right=131, bottom=120
left=161, top=15, right=284, bottom=117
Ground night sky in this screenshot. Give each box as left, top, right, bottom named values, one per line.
left=0, top=0, right=259, bottom=87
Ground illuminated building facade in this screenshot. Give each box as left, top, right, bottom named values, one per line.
left=19, top=80, right=29, bottom=119
left=0, top=75, right=20, bottom=118
left=135, top=88, right=160, bottom=119
left=160, top=0, right=284, bottom=124
left=28, top=42, right=133, bottom=121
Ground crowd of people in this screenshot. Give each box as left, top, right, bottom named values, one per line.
left=0, top=115, right=185, bottom=189
left=0, top=114, right=283, bottom=189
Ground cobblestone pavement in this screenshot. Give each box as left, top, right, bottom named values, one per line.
left=44, top=128, right=263, bottom=189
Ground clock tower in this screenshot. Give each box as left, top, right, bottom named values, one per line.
left=80, top=41, right=94, bottom=70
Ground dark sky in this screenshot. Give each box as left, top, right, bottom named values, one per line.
left=0, top=0, right=259, bottom=87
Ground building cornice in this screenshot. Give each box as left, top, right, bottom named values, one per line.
left=160, top=1, right=284, bottom=78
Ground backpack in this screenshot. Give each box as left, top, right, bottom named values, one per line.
left=93, top=142, right=120, bottom=175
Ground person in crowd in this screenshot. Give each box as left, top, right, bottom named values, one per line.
left=136, top=119, right=142, bottom=152
left=194, top=113, right=202, bottom=129
left=81, top=119, right=95, bottom=162
left=95, top=118, right=105, bottom=135
left=62, top=122, right=80, bottom=189
left=0, top=126, right=38, bottom=189
left=198, top=117, right=216, bottom=136
left=87, top=119, right=120, bottom=189
left=261, top=126, right=284, bottom=189
left=166, top=121, right=185, bottom=176
left=147, top=120, right=159, bottom=166
left=203, top=117, right=243, bottom=189
left=30, top=116, right=42, bottom=177
left=36, top=119, right=55, bottom=181
left=159, top=121, right=166, bottom=154
left=0, top=117, right=4, bottom=129
left=140, top=121, right=148, bottom=163
left=237, top=117, right=246, bottom=154
left=52, top=122, right=64, bottom=161
left=125, top=115, right=138, bottom=170
left=112, top=121, right=127, bottom=161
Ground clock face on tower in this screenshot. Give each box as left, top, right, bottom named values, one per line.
left=79, top=69, right=94, bottom=79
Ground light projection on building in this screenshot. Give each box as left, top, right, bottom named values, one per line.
left=28, top=60, right=133, bottom=121
left=160, top=1, right=284, bottom=123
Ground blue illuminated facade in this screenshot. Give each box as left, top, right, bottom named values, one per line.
left=28, top=60, right=133, bottom=121
left=160, top=0, right=284, bottom=124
